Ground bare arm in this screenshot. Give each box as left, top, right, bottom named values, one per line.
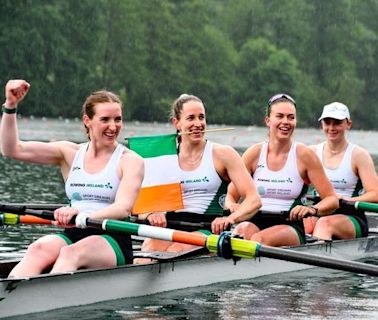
left=290, top=145, right=338, bottom=220
left=1, top=79, right=76, bottom=167
left=225, top=144, right=261, bottom=213
left=350, top=147, right=378, bottom=203
left=87, top=150, right=144, bottom=220
left=54, top=150, right=144, bottom=226
left=212, top=144, right=261, bottom=234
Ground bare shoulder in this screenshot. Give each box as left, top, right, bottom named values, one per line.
left=122, top=147, right=143, bottom=160
left=121, top=147, right=144, bottom=165
left=352, top=145, right=374, bottom=164
left=296, top=142, right=318, bottom=164
left=50, top=140, right=79, bottom=160
left=243, top=142, right=263, bottom=156
left=308, top=143, right=318, bottom=152
left=211, top=143, right=241, bottom=168
left=212, top=142, right=239, bottom=157
left=55, top=140, right=80, bottom=151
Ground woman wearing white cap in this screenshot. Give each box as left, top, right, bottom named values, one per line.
left=305, top=102, right=378, bottom=240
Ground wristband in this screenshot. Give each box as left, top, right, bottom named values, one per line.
left=2, top=104, right=17, bottom=114
left=75, top=212, right=90, bottom=229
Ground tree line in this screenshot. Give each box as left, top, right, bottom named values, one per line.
left=1, top=0, right=377, bottom=129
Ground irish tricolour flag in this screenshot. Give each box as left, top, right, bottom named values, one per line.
left=127, top=133, right=183, bottom=214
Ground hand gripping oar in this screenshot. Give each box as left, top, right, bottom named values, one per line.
left=0, top=204, right=66, bottom=221
left=3, top=204, right=378, bottom=276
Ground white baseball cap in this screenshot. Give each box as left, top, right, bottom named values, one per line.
left=318, top=102, right=350, bottom=121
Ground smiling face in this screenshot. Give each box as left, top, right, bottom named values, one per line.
left=265, top=101, right=296, bottom=140
left=81, top=90, right=123, bottom=144
left=172, top=99, right=206, bottom=142
left=321, top=118, right=351, bottom=142
left=83, top=102, right=123, bottom=145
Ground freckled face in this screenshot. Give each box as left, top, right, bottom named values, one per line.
left=83, top=102, right=123, bottom=144
left=265, top=102, right=296, bottom=139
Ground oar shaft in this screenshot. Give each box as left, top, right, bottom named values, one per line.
left=88, top=219, right=208, bottom=247
left=6, top=203, right=64, bottom=210
left=87, top=218, right=378, bottom=276
left=258, top=245, right=378, bottom=276
left=354, top=201, right=378, bottom=213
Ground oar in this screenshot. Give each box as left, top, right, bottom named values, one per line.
left=0, top=213, right=52, bottom=226
left=85, top=218, right=378, bottom=276
left=340, top=200, right=378, bottom=213
left=3, top=204, right=378, bottom=276
left=0, top=204, right=62, bottom=221
left=0, top=203, right=65, bottom=210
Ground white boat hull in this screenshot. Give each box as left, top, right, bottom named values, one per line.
left=1, top=235, right=378, bottom=318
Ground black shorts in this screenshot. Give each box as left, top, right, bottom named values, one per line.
left=166, top=211, right=224, bottom=232
left=248, top=211, right=306, bottom=244
left=57, top=227, right=133, bottom=265
left=333, top=207, right=369, bottom=238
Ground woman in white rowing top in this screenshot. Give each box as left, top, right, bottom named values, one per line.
left=136, top=94, right=261, bottom=261
left=1, top=79, right=144, bottom=277
left=305, top=102, right=378, bottom=240
left=226, top=94, right=339, bottom=246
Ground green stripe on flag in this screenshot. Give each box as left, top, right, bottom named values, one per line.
left=127, top=134, right=177, bottom=158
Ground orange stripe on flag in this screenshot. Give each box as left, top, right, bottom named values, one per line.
left=132, top=183, right=183, bottom=214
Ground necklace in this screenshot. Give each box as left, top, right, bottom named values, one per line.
left=326, top=142, right=348, bottom=155
left=181, top=150, right=203, bottom=165
left=180, top=148, right=205, bottom=165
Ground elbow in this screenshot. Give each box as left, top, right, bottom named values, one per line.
left=256, top=198, right=262, bottom=211
left=0, top=144, right=16, bottom=158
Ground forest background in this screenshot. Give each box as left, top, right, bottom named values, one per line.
left=1, top=0, right=377, bottom=129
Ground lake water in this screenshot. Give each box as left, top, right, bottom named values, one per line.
left=1, top=118, right=378, bottom=319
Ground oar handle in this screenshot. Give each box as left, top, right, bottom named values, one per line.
left=340, top=199, right=378, bottom=213
left=0, top=204, right=27, bottom=214
left=0, top=205, right=77, bottom=225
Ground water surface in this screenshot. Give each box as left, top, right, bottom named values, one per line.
left=1, top=119, right=378, bottom=319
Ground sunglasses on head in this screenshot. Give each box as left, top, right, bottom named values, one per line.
left=268, top=93, right=296, bottom=107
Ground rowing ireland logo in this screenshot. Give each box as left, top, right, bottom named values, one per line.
left=218, top=194, right=226, bottom=209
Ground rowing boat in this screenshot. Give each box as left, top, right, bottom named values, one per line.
left=1, top=231, right=378, bottom=318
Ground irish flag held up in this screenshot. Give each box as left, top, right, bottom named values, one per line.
left=127, top=133, right=183, bottom=214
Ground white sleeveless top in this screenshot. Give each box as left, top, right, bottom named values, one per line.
left=254, top=142, right=307, bottom=212
left=315, top=142, right=362, bottom=197
left=65, top=143, right=125, bottom=214
left=176, top=141, right=228, bottom=215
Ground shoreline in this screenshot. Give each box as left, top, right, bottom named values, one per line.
left=15, top=117, right=378, bottom=155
